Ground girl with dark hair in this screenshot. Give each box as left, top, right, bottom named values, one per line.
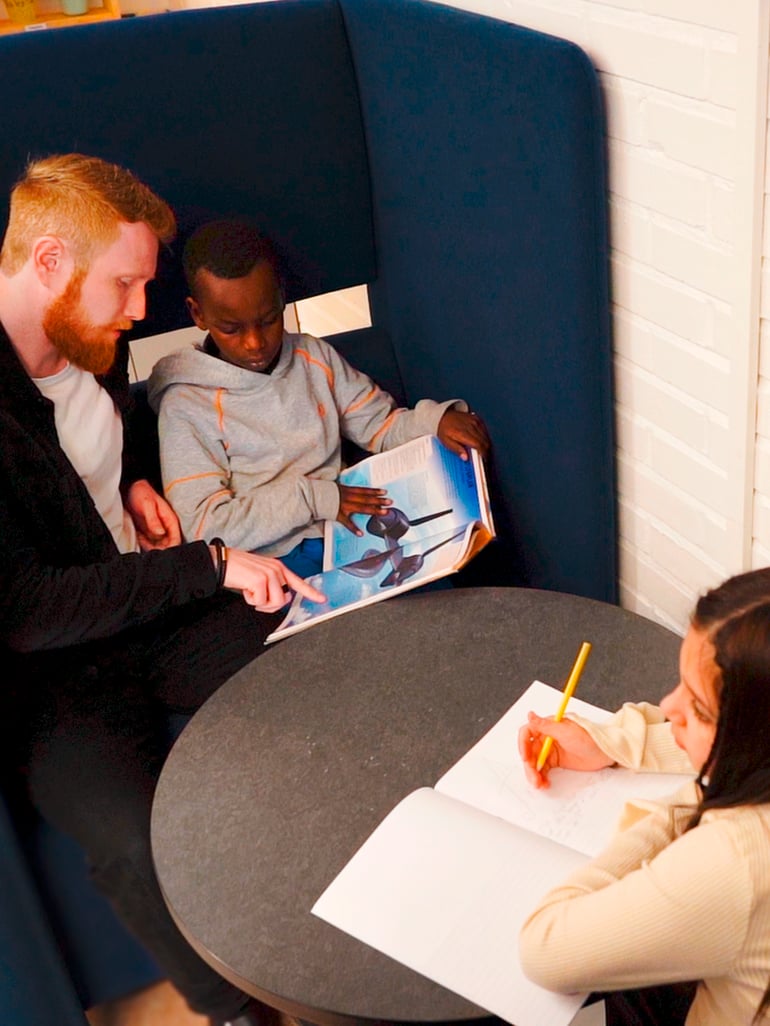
left=518, top=567, right=770, bottom=1025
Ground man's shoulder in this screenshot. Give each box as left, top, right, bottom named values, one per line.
left=0, top=332, right=46, bottom=411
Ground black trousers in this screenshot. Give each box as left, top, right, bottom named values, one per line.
left=17, top=591, right=283, bottom=1022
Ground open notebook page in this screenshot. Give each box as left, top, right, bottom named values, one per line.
left=312, top=786, right=587, bottom=1026
left=437, top=680, right=693, bottom=857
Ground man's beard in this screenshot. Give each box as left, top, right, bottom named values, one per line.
left=42, top=271, right=132, bottom=376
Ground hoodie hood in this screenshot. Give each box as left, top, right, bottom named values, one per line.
left=147, top=334, right=290, bottom=413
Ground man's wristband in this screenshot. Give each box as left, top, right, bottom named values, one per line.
left=210, top=537, right=228, bottom=589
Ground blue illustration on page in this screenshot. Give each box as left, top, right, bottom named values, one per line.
left=272, top=437, right=485, bottom=638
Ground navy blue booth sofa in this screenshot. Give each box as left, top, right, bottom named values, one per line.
left=0, top=0, right=615, bottom=1020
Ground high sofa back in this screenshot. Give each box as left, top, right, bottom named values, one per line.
left=0, top=0, right=616, bottom=601
left=0, top=2, right=615, bottom=1018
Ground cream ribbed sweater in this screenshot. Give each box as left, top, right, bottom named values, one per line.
left=519, top=704, right=770, bottom=1025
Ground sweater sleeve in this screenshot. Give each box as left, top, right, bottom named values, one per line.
left=325, top=342, right=465, bottom=453
left=0, top=376, right=219, bottom=652
left=0, top=529, right=217, bottom=652
left=519, top=791, right=753, bottom=994
left=572, top=702, right=695, bottom=774
left=157, top=389, right=337, bottom=551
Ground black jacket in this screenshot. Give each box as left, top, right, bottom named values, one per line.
left=0, top=323, right=217, bottom=682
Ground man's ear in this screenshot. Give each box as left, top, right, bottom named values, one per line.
left=186, top=295, right=207, bottom=331
left=32, top=236, right=69, bottom=286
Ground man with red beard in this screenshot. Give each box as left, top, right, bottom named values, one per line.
left=0, top=154, right=323, bottom=1026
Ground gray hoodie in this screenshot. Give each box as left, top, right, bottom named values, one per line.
left=147, top=331, right=462, bottom=557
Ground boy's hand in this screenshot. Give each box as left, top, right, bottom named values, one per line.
left=337, top=484, right=392, bottom=536
left=437, top=409, right=491, bottom=460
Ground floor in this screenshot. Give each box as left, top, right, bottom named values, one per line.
left=84, top=981, right=305, bottom=1026
left=572, top=1001, right=606, bottom=1026
left=85, top=981, right=209, bottom=1026
left=85, top=981, right=605, bottom=1026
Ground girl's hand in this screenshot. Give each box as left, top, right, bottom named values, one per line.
left=518, top=712, right=615, bottom=789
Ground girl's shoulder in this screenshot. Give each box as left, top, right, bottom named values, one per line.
left=702, top=802, right=770, bottom=828
left=700, top=804, right=770, bottom=879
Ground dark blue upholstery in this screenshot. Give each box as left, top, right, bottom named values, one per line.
left=0, top=0, right=614, bottom=1018
left=342, top=0, right=614, bottom=593
left=22, top=817, right=163, bottom=1010
left=0, top=0, right=375, bottom=335
left=0, top=798, right=86, bottom=1026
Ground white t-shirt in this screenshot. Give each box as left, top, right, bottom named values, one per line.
left=33, top=363, right=138, bottom=554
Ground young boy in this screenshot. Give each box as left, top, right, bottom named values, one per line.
left=148, top=220, right=490, bottom=577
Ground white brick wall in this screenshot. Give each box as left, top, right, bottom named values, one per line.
left=755, top=23, right=770, bottom=571
left=431, top=0, right=769, bottom=633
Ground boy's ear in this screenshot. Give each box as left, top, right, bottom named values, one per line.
left=186, top=296, right=207, bottom=331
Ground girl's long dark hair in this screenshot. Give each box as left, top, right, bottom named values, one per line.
left=687, top=567, right=770, bottom=1021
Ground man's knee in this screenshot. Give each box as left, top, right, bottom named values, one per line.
left=150, top=592, right=282, bottom=709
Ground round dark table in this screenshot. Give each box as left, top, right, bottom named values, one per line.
left=151, top=587, right=681, bottom=1026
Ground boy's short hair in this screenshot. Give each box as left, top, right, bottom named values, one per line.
left=183, top=219, right=280, bottom=297
left=0, top=153, right=176, bottom=275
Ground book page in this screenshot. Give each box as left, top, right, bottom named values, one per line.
left=437, top=680, right=693, bottom=857
left=266, top=522, right=476, bottom=642
left=267, top=436, right=495, bottom=642
left=324, top=435, right=493, bottom=572
left=313, top=787, right=587, bottom=1026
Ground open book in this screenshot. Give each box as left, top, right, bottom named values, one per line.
left=312, top=680, right=694, bottom=1026
left=267, top=434, right=494, bottom=641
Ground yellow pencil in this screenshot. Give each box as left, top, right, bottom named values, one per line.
left=536, top=641, right=592, bottom=772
